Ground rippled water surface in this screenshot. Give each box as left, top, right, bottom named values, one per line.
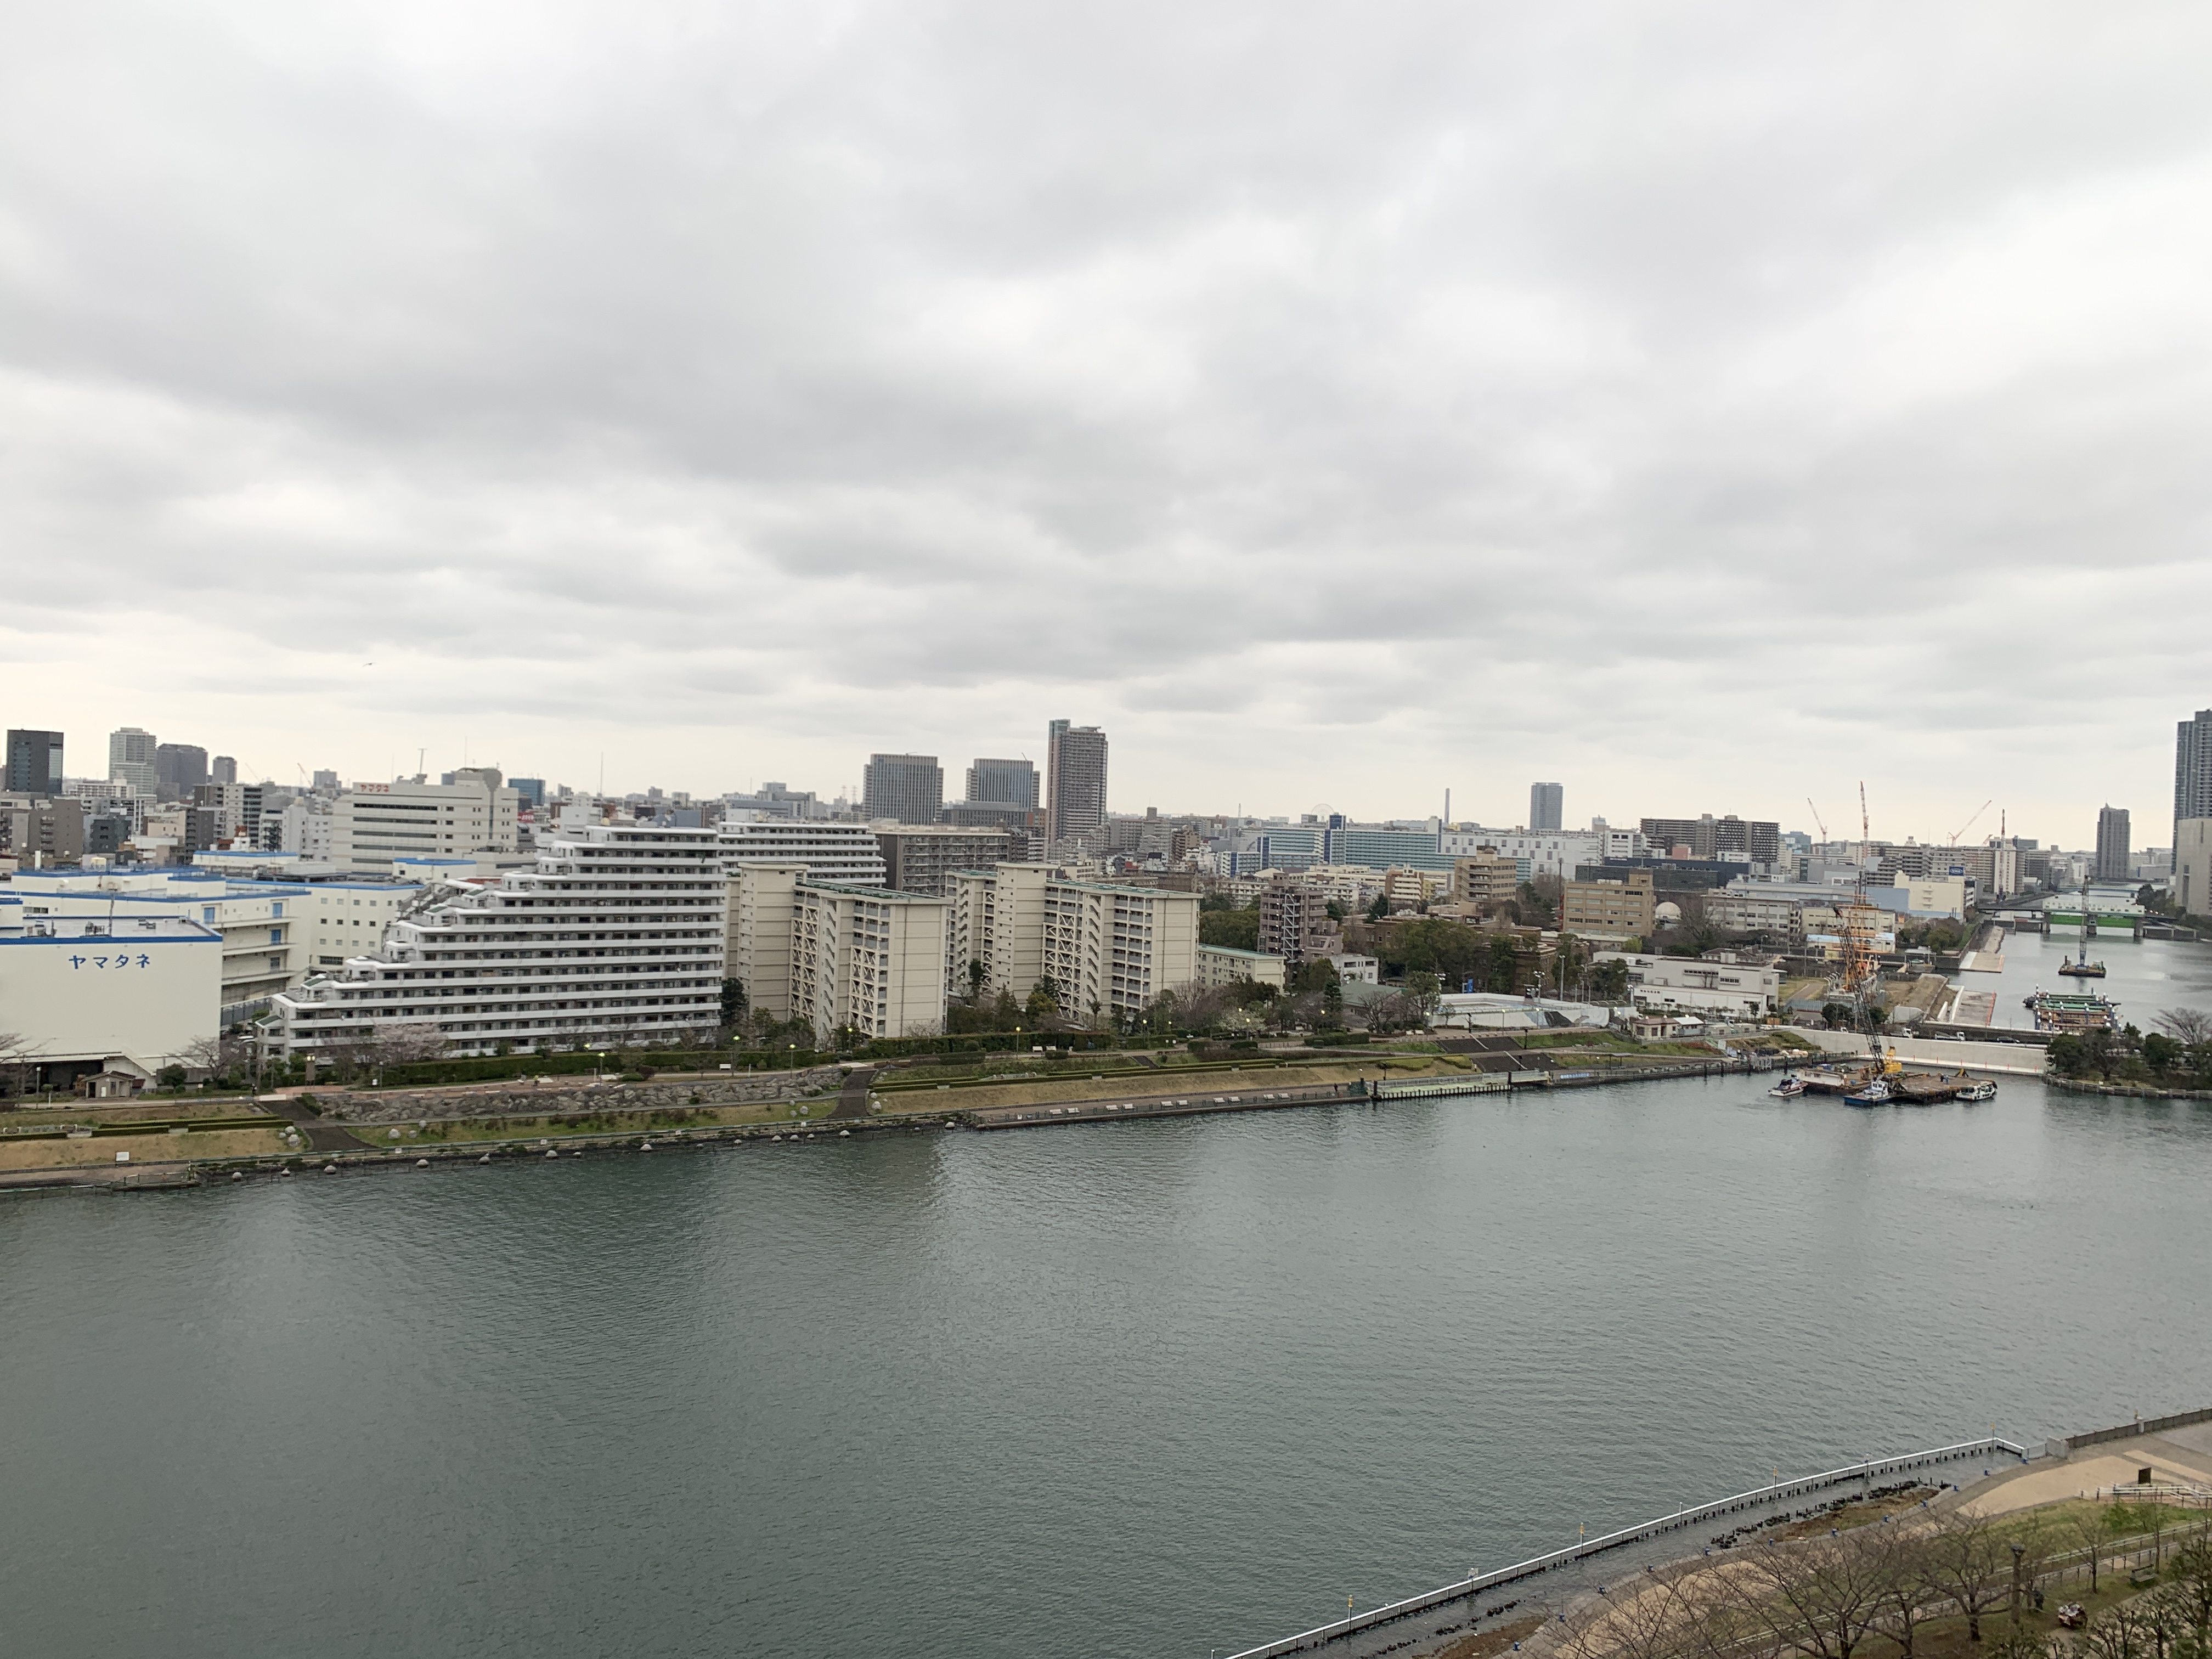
left=5, top=1073, right=2210, bottom=1658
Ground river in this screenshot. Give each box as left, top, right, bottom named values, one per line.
left=5, top=1070, right=2209, bottom=1658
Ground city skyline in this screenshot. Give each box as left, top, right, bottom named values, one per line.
left=7, top=7, right=2210, bottom=840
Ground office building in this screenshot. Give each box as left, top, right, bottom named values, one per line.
left=108, top=726, right=159, bottom=794
left=1045, top=721, right=1109, bottom=843
left=2, top=797, right=86, bottom=865
left=212, top=755, right=238, bottom=785
left=156, top=743, right=209, bottom=796
left=312, top=769, right=340, bottom=793
left=1638, top=814, right=1780, bottom=865
left=2095, top=806, right=2132, bottom=883
left=861, top=753, right=944, bottom=825
left=1529, top=782, right=1563, bottom=833
left=328, top=771, right=520, bottom=874
left=721, top=782, right=823, bottom=820
left=273, top=822, right=727, bottom=1059
left=1561, top=870, right=1655, bottom=939
left=875, top=826, right=1012, bottom=896
left=509, top=777, right=546, bottom=809
left=718, top=819, right=887, bottom=884
left=7, top=729, right=65, bottom=795
left=966, top=757, right=1039, bottom=810
left=0, top=895, right=222, bottom=1090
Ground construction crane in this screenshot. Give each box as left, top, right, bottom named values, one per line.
left=1949, top=798, right=1993, bottom=847
left=1805, top=798, right=1830, bottom=844
left=1859, top=782, right=1871, bottom=864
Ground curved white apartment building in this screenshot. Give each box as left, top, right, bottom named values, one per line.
left=272, top=823, right=725, bottom=1057
left=716, top=819, right=887, bottom=884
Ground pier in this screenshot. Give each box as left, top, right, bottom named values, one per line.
left=1221, top=1438, right=2029, bottom=1659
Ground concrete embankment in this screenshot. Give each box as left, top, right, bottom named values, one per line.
left=1789, top=1029, right=2048, bottom=1076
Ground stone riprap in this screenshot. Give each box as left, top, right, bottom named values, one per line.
left=319, top=1068, right=847, bottom=1126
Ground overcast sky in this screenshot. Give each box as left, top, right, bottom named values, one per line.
left=4, top=2, right=2209, bottom=844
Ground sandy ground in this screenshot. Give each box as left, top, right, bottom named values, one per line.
left=0, top=1126, right=295, bottom=1172
left=1960, top=1431, right=2212, bottom=1515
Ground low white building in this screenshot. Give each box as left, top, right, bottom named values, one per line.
left=1326, top=952, right=1380, bottom=985
left=8, top=867, right=315, bottom=1022
left=1703, top=890, right=1806, bottom=935
left=1594, top=951, right=1780, bottom=1020
left=0, top=895, right=221, bottom=1087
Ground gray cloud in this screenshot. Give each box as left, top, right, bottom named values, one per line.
left=4, top=1, right=2211, bottom=838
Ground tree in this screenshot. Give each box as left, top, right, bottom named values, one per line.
left=1560, top=1568, right=1710, bottom=1659
left=967, top=958, right=985, bottom=1000
left=1589, top=959, right=1630, bottom=1005
left=1025, top=978, right=1060, bottom=1021
left=1404, top=970, right=1442, bottom=1013
left=1199, top=906, right=1260, bottom=950
left=2155, top=1007, right=2212, bottom=1045
left=1920, top=1512, right=2013, bottom=1643
left=371, top=1022, right=452, bottom=1065
left=1720, top=1529, right=1900, bottom=1659
left=1487, top=933, right=1522, bottom=992
left=1365, top=891, right=1390, bottom=922
left=720, top=978, right=747, bottom=1026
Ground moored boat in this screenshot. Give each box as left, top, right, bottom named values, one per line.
left=1959, top=1079, right=1997, bottom=1102
left=1768, top=1075, right=1808, bottom=1099
left=1843, top=1078, right=1893, bottom=1105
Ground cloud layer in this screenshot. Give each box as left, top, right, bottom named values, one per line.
left=4, top=1, right=2210, bottom=842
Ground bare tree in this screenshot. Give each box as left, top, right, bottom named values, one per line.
left=2080, top=1604, right=2156, bottom=1659
left=1920, top=1511, right=2016, bottom=1643
left=1560, top=1569, right=1713, bottom=1659
left=1718, top=1528, right=1900, bottom=1659
left=2154, top=1007, right=2212, bottom=1045
left=2068, top=1505, right=2111, bottom=1595
left=0, top=1030, right=36, bottom=1103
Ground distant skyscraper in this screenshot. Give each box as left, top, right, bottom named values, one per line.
left=1045, top=720, right=1109, bottom=843
left=312, top=769, right=340, bottom=792
left=861, top=753, right=944, bottom=825
left=1529, top=781, right=1563, bottom=832
left=5, top=729, right=64, bottom=795
left=509, top=777, right=546, bottom=809
left=2095, top=806, right=2132, bottom=883
left=966, top=757, right=1039, bottom=809
left=156, top=742, right=209, bottom=795
left=108, top=726, right=158, bottom=793
left=212, top=754, right=238, bottom=785
left=2176, top=710, right=2212, bottom=850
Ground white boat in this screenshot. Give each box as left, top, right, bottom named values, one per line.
left=1958, top=1080, right=1997, bottom=1102
left=1768, top=1075, right=1808, bottom=1099
left=1844, top=1079, right=1893, bottom=1106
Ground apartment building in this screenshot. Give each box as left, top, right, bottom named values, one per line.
left=2, top=796, right=85, bottom=865
left=1256, top=884, right=1334, bottom=964
left=108, top=726, right=159, bottom=794
left=273, top=822, right=726, bottom=1059
left=1195, top=944, right=1287, bottom=991
left=791, top=880, right=946, bottom=1041
left=1561, top=870, right=1655, bottom=940
left=1383, top=868, right=1445, bottom=906
left=1041, top=877, right=1199, bottom=1019
left=718, top=818, right=887, bottom=884
left=946, top=862, right=1052, bottom=996
left=1045, top=721, right=1109, bottom=843
left=875, top=825, right=1012, bottom=895
left=329, top=771, right=519, bottom=874
left=726, top=860, right=806, bottom=1022
left=1451, top=851, right=1519, bottom=909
